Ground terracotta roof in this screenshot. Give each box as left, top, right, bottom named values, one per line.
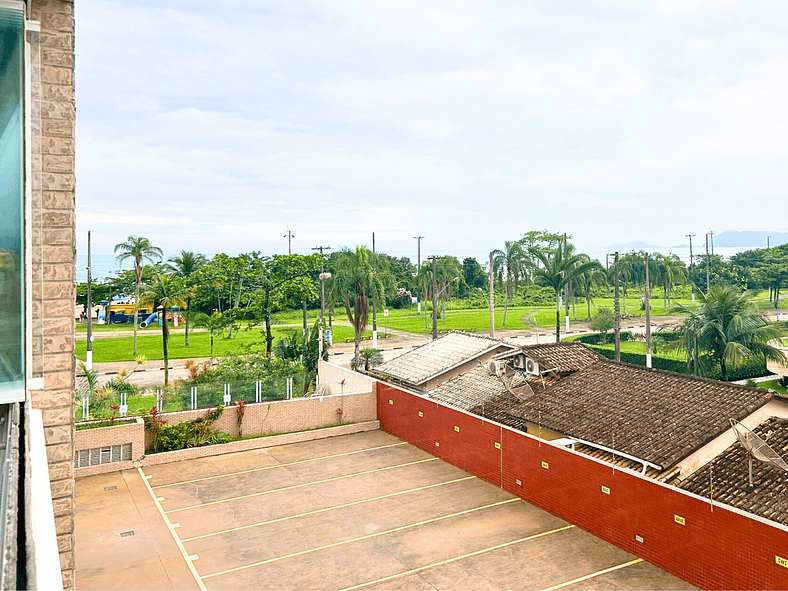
left=372, top=331, right=511, bottom=386
left=430, top=364, right=525, bottom=411
left=677, top=418, right=788, bottom=527
left=507, top=359, right=772, bottom=469
left=520, top=342, right=603, bottom=373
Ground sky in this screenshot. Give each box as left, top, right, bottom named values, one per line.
left=75, top=0, right=788, bottom=265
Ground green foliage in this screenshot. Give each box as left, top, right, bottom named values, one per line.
left=351, top=348, right=383, bottom=371
left=144, top=405, right=231, bottom=453
left=75, top=418, right=137, bottom=431
left=589, top=308, right=614, bottom=334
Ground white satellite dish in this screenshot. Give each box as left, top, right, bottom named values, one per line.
left=729, top=419, right=788, bottom=491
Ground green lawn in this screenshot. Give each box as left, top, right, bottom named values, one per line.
left=76, top=324, right=369, bottom=363
left=755, top=379, right=788, bottom=395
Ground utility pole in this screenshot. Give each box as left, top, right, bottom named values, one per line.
left=372, top=233, right=377, bottom=349
left=645, top=253, right=651, bottom=368
left=489, top=252, right=495, bottom=338
left=768, top=236, right=771, bottom=249
left=709, top=229, right=714, bottom=255
left=614, top=251, right=620, bottom=362
left=312, top=245, right=332, bottom=365
left=686, top=234, right=696, bottom=304
left=429, top=256, right=441, bottom=340
left=86, top=231, right=93, bottom=370
left=705, top=233, right=711, bottom=292
left=413, top=236, right=424, bottom=314
left=284, top=228, right=295, bottom=255
left=563, top=234, right=570, bottom=334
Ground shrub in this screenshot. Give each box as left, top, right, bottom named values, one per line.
left=144, top=405, right=232, bottom=453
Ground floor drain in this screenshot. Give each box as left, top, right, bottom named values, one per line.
left=120, top=531, right=134, bottom=538
left=104, top=486, right=117, bottom=491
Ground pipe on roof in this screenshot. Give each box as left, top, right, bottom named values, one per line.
left=550, top=435, right=663, bottom=474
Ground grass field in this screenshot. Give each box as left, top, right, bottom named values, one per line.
left=76, top=324, right=370, bottom=363
left=755, top=379, right=788, bottom=395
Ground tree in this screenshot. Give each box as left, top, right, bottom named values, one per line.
left=667, top=285, right=784, bottom=380
left=461, top=257, right=486, bottom=292
left=415, top=256, right=463, bottom=321
left=491, top=241, right=531, bottom=326
left=330, top=247, right=390, bottom=368
left=530, top=242, right=599, bottom=343
left=139, top=274, right=186, bottom=386
left=114, top=235, right=163, bottom=355
left=573, top=256, right=607, bottom=320
left=654, top=253, right=687, bottom=313
left=590, top=308, right=615, bottom=335
left=192, top=311, right=231, bottom=357
left=166, top=250, right=207, bottom=346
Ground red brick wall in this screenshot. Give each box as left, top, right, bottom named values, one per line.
left=377, top=382, right=788, bottom=591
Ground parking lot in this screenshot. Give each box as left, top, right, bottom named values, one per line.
left=76, top=430, right=696, bottom=590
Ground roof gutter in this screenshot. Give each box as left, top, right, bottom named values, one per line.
left=550, top=436, right=663, bottom=474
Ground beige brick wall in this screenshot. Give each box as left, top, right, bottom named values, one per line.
left=74, top=419, right=146, bottom=478
left=27, top=1, right=76, bottom=588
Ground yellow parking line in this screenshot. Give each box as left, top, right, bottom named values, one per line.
left=182, top=476, right=476, bottom=542
left=340, top=525, right=577, bottom=591
left=540, top=558, right=643, bottom=591
left=202, top=498, right=521, bottom=580
left=165, top=458, right=439, bottom=514
left=137, top=468, right=207, bottom=591
left=152, top=442, right=409, bottom=489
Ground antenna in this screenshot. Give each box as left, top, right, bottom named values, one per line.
left=730, top=419, right=788, bottom=492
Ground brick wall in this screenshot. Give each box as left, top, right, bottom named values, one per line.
left=377, top=382, right=788, bottom=591
left=73, top=419, right=146, bottom=477
left=27, top=1, right=76, bottom=587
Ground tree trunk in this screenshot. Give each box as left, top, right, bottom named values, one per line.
left=162, top=304, right=169, bottom=386
left=571, top=282, right=576, bottom=321
left=586, top=294, right=591, bottom=321
left=210, top=332, right=214, bottom=356
left=555, top=291, right=561, bottom=343
left=721, top=357, right=727, bottom=381
left=185, top=296, right=191, bottom=346
left=503, top=296, right=508, bottom=326
left=133, top=278, right=139, bottom=356
left=664, top=281, right=667, bottom=313
left=264, top=290, right=273, bottom=356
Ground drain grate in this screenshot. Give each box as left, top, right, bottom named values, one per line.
left=120, top=531, right=134, bottom=538
left=104, top=486, right=117, bottom=491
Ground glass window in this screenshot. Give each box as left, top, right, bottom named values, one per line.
left=0, top=7, right=25, bottom=401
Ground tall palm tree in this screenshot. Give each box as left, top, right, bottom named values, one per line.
left=114, top=235, right=163, bottom=355
left=415, top=256, right=463, bottom=321
left=139, top=274, right=186, bottom=386
left=530, top=243, right=600, bottom=343
left=655, top=253, right=687, bottom=313
left=330, top=247, right=390, bottom=368
left=573, top=256, right=607, bottom=320
left=166, top=250, right=207, bottom=346
left=667, top=285, right=784, bottom=380
left=491, top=241, right=530, bottom=326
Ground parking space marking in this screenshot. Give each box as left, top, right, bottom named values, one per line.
left=181, top=476, right=476, bottom=542
left=165, top=458, right=440, bottom=514
left=202, top=498, right=521, bottom=580
left=137, top=468, right=207, bottom=591
left=339, top=524, right=577, bottom=591
left=152, top=442, right=409, bottom=489
left=540, top=558, right=643, bottom=591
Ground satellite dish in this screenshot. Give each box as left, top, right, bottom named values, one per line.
left=729, top=419, right=788, bottom=492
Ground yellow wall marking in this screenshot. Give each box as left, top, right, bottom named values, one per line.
left=540, top=558, right=643, bottom=591
left=202, top=498, right=521, bottom=579
left=454, top=425, right=460, bottom=432
left=494, top=442, right=501, bottom=450
left=339, top=525, right=575, bottom=591
left=674, top=514, right=685, bottom=525
left=418, top=411, right=423, bottom=417
left=601, top=486, right=610, bottom=495
left=152, top=442, right=408, bottom=489
left=137, top=468, right=207, bottom=591
left=776, top=555, right=788, bottom=569
left=541, top=461, right=549, bottom=470
left=389, top=399, right=393, bottom=405
left=165, top=458, right=439, bottom=514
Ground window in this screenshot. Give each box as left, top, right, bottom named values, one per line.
left=0, top=5, right=25, bottom=402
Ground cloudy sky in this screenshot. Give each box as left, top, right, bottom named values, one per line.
left=75, top=0, right=788, bottom=263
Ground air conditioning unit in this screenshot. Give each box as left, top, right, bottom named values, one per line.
left=511, top=354, right=527, bottom=370
left=524, top=357, right=540, bottom=376
left=488, top=360, right=504, bottom=377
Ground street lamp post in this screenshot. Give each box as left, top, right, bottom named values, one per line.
left=312, top=245, right=332, bottom=366
left=413, top=236, right=424, bottom=313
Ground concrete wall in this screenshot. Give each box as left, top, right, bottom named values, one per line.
left=318, top=360, right=374, bottom=395
left=26, top=1, right=76, bottom=587
left=377, top=382, right=788, bottom=591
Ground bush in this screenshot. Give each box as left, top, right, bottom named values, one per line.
left=589, top=308, right=614, bottom=334
left=573, top=331, right=635, bottom=345
left=144, top=405, right=232, bottom=453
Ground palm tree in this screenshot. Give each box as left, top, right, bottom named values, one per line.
left=655, top=254, right=687, bottom=313
left=415, top=256, right=463, bottom=322
left=491, top=241, right=530, bottom=326
left=530, top=242, right=600, bottom=343
left=192, top=311, right=230, bottom=357
left=114, top=236, right=163, bottom=355
left=166, top=250, right=207, bottom=346
left=139, top=274, right=186, bottom=386
left=573, top=256, right=607, bottom=320
left=330, top=247, right=390, bottom=368
left=667, top=285, right=784, bottom=380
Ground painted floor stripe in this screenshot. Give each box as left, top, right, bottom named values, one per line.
left=202, top=498, right=521, bottom=580
left=339, top=524, right=577, bottom=591
left=165, top=458, right=439, bottom=514
left=540, top=558, right=643, bottom=591
left=152, top=442, right=409, bottom=489
left=137, top=468, right=207, bottom=591
left=181, top=476, right=476, bottom=542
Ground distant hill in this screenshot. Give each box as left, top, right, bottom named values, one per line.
left=712, top=231, right=788, bottom=248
